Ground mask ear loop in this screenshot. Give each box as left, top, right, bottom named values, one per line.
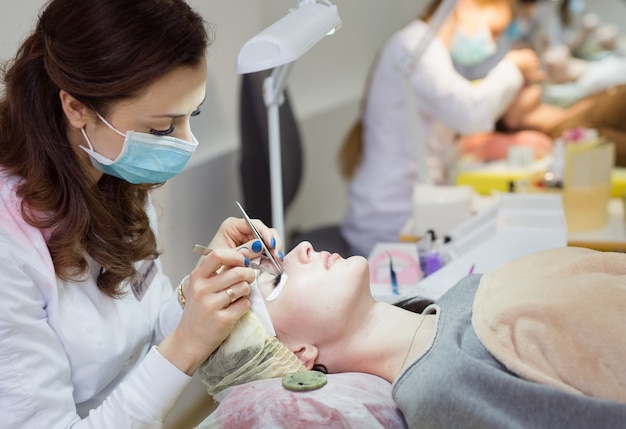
left=79, top=111, right=125, bottom=153
left=79, top=112, right=131, bottom=164
left=95, top=112, right=127, bottom=138
left=79, top=112, right=126, bottom=165
left=80, top=128, right=96, bottom=151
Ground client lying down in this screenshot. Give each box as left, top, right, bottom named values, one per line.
left=199, top=242, right=626, bottom=428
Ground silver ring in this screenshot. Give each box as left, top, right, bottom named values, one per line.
left=225, top=287, right=236, bottom=304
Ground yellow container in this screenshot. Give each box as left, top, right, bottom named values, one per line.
left=457, top=167, right=626, bottom=198
left=516, top=183, right=610, bottom=232
left=612, top=168, right=626, bottom=198
left=561, top=184, right=611, bottom=232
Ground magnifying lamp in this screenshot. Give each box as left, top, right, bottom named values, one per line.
left=236, top=0, right=342, bottom=240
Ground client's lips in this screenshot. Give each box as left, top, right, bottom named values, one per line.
left=322, top=251, right=340, bottom=269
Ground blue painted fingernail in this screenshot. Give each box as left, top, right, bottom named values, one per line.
left=244, top=257, right=250, bottom=267
left=278, top=250, right=284, bottom=261
left=237, top=246, right=248, bottom=253
left=251, top=240, right=262, bottom=253
left=270, top=237, right=276, bottom=249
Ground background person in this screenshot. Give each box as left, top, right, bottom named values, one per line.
left=340, top=0, right=545, bottom=257
left=454, top=0, right=542, bottom=81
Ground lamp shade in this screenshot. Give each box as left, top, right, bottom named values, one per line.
left=236, top=2, right=342, bottom=74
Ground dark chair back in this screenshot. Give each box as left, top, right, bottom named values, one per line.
left=238, top=70, right=350, bottom=256
left=239, top=70, right=303, bottom=227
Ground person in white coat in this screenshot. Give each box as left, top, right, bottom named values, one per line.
left=340, top=0, right=545, bottom=257
left=0, top=0, right=283, bottom=427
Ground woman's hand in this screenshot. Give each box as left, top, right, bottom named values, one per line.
left=159, top=248, right=256, bottom=375
left=207, top=216, right=283, bottom=261
left=501, top=84, right=543, bottom=130
left=504, top=48, right=546, bottom=83
left=159, top=216, right=284, bottom=374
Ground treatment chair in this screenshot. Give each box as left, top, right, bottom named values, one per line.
left=238, top=70, right=350, bottom=256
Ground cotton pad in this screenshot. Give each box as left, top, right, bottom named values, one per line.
left=266, top=273, right=288, bottom=302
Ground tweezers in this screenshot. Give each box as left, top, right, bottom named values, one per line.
left=235, top=201, right=284, bottom=274
left=192, top=244, right=278, bottom=276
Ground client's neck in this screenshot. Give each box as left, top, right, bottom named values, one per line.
left=323, top=302, right=435, bottom=383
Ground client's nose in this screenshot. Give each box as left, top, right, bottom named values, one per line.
left=293, top=241, right=314, bottom=263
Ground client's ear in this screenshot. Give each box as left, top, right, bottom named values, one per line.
left=291, top=344, right=319, bottom=370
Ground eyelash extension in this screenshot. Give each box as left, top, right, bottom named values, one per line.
left=151, top=109, right=200, bottom=136
left=151, top=124, right=174, bottom=136
left=273, top=273, right=282, bottom=288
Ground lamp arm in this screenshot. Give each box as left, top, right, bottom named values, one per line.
left=263, top=63, right=293, bottom=107
left=262, top=63, right=294, bottom=240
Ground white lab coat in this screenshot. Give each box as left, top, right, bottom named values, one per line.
left=341, top=20, right=523, bottom=257
left=0, top=171, right=192, bottom=428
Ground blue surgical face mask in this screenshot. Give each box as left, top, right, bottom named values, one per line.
left=80, top=113, right=198, bottom=184
left=450, top=27, right=497, bottom=67
left=568, top=0, right=586, bottom=16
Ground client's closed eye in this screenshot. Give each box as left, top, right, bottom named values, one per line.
left=273, top=274, right=282, bottom=288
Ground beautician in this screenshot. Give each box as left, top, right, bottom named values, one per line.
left=341, top=0, right=545, bottom=257
left=0, top=0, right=282, bottom=427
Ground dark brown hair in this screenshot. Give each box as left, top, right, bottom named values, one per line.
left=0, top=0, right=211, bottom=296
